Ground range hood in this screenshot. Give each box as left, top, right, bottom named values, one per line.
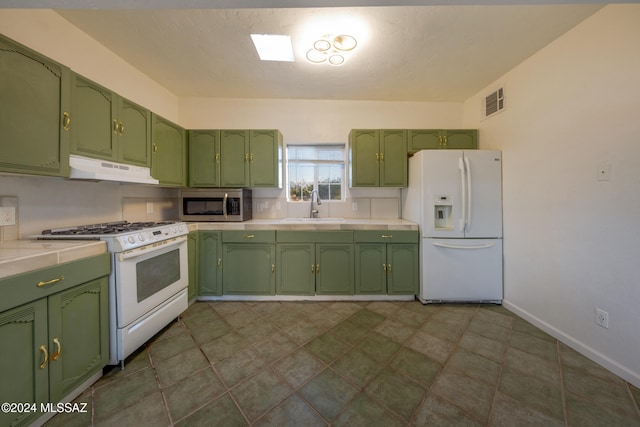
left=69, top=155, right=159, bottom=185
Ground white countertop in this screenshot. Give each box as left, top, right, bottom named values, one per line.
left=186, top=218, right=419, bottom=231
left=0, top=240, right=108, bottom=280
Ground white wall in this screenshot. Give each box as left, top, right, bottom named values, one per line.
left=463, top=4, right=640, bottom=387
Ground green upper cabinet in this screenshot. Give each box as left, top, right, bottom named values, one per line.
left=250, top=130, right=282, bottom=188
left=219, top=129, right=282, bottom=188
left=0, top=35, right=70, bottom=177
left=189, top=130, right=220, bottom=187
left=220, top=130, right=250, bottom=187
left=408, top=129, right=477, bottom=153
left=349, top=129, right=408, bottom=187
left=151, top=114, right=187, bottom=186
left=70, top=73, right=151, bottom=167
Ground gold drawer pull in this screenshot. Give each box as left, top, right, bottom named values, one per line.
left=39, top=345, right=48, bottom=369
left=242, top=234, right=255, bottom=239
left=51, top=338, right=62, bottom=361
left=36, top=276, right=64, bottom=287
left=62, top=112, right=71, bottom=131
left=381, top=235, right=393, bottom=239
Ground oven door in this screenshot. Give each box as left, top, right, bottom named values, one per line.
left=114, top=235, right=188, bottom=328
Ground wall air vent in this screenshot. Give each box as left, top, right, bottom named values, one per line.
left=482, top=86, right=505, bottom=120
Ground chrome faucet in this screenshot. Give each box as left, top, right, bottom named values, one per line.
left=309, top=189, right=322, bottom=218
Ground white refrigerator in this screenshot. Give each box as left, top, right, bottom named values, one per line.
left=402, top=150, right=503, bottom=303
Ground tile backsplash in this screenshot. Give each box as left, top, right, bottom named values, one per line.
left=252, top=196, right=401, bottom=220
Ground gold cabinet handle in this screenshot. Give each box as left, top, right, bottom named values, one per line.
left=316, top=264, right=320, bottom=274
left=271, top=264, right=275, bottom=274
left=379, top=153, right=384, bottom=161
left=388, top=264, right=392, bottom=273
left=443, top=136, right=448, bottom=147
left=439, top=135, right=443, bottom=147
left=250, top=153, right=254, bottom=163
left=381, top=235, right=393, bottom=239
left=383, top=263, right=387, bottom=273
left=51, top=338, right=62, bottom=361
left=242, top=234, right=255, bottom=239
left=119, top=122, right=125, bottom=135
left=215, top=153, right=220, bottom=163
left=62, top=112, right=71, bottom=131
left=375, top=153, right=380, bottom=161
left=113, top=119, right=119, bottom=135
left=39, top=345, right=48, bottom=369
left=152, top=143, right=158, bottom=153
left=217, top=258, right=222, bottom=269
left=36, top=276, right=64, bottom=287
left=245, top=153, right=249, bottom=162
left=311, top=264, right=315, bottom=274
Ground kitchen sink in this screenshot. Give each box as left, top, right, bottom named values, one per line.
left=280, top=217, right=345, bottom=223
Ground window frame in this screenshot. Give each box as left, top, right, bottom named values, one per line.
left=286, top=144, right=346, bottom=202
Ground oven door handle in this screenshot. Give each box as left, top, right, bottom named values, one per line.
left=118, top=236, right=187, bottom=261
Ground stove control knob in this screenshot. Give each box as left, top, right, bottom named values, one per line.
left=138, top=234, right=145, bottom=242
left=128, top=236, right=136, bottom=244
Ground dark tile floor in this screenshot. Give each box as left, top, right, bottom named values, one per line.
left=46, top=301, right=640, bottom=426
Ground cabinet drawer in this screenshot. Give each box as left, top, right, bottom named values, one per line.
left=354, top=230, right=418, bottom=243
left=277, top=231, right=353, bottom=243
left=0, top=253, right=111, bottom=313
left=222, top=230, right=276, bottom=243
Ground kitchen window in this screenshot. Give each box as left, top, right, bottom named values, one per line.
left=287, top=144, right=345, bottom=201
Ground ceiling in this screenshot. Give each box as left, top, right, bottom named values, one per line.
left=50, top=3, right=604, bottom=102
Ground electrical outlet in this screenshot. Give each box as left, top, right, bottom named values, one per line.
left=352, top=202, right=358, bottom=212
left=146, top=202, right=154, bottom=214
left=0, top=207, right=16, bottom=226
left=595, top=308, right=609, bottom=328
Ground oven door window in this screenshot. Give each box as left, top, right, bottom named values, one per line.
left=136, top=248, right=181, bottom=302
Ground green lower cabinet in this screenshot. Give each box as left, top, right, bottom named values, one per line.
left=47, top=277, right=109, bottom=403
left=0, top=255, right=110, bottom=427
left=354, top=231, right=419, bottom=295
left=198, top=231, right=223, bottom=296
left=315, top=244, right=355, bottom=295
left=187, top=232, right=198, bottom=300
left=0, top=299, right=48, bottom=427
left=222, top=231, right=276, bottom=295
left=276, top=243, right=315, bottom=295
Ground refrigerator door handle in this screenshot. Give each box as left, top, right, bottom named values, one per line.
left=464, top=155, right=472, bottom=232
left=432, top=242, right=496, bottom=250
left=459, top=156, right=466, bottom=231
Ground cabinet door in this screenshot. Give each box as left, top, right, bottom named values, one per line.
left=349, top=130, right=380, bottom=187
left=355, top=244, right=387, bottom=294
left=199, top=231, right=223, bottom=296
left=151, top=114, right=187, bottom=186
left=315, top=244, right=354, bottom=295
left=188, top=232, right=199, bottom=300
left=0, top=299, right=49, bottom=427
left=443, top=129, right=478, bottom=150
left=119, top=97, right=151, bottom=167
left=380, top=129, right=408, bottom=187
left=277, top=243, right=315, bottom=295
left=223, top=243, right=275, bottom=295
left=387, top=244, right=419, bottom=295
left=220, top=130, right=249, bottom=187
left=70, top=74, right=117, bottom=160
left=189, top=130, right=220, bottom=187
left=250, top=130, right=282, bottom=188
left=407, top=129, right=441, bottom=153
left=47, top=277, right=109, bottom=403
left=0, top=36, right=70, bottom=177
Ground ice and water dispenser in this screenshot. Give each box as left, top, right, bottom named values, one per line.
left=434, top=195, right=453, bottom=230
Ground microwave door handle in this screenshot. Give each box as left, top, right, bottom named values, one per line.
left=223, top=193, right=228, bottom=219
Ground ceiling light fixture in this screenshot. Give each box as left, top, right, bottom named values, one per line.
left=251, top=34, right=295, bottom=62
left=306, top=34, right=357, bottom=66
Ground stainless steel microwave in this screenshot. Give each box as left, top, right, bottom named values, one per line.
left=179, top=189, right=252, bottom=222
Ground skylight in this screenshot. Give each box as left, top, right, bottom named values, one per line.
left=250, top=34, right=295, bottom=62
